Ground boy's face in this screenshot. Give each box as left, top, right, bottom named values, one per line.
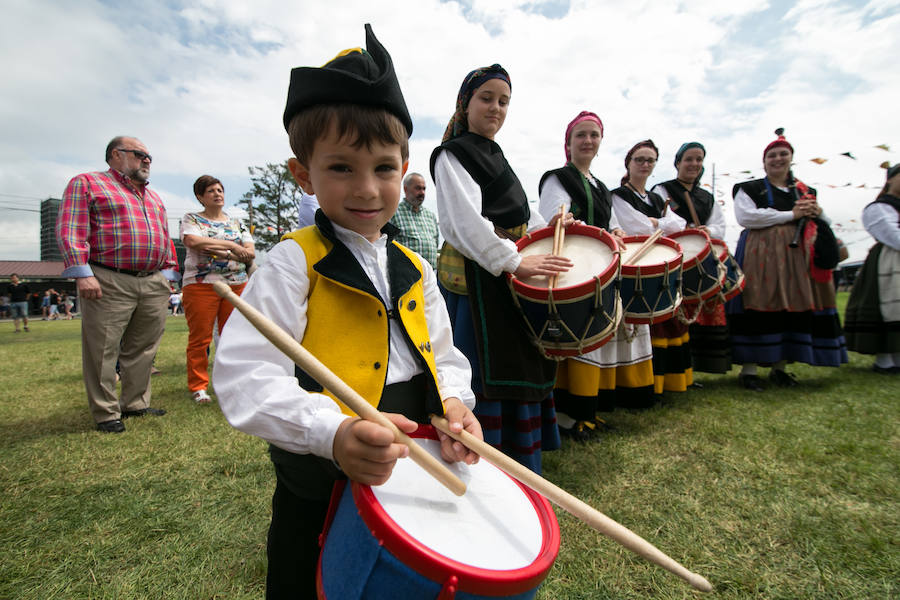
left=289, top=124, right=407, bottom=242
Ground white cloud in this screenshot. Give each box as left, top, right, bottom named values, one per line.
left=0, top=0, right=896, bottom=263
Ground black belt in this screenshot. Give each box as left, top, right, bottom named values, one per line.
left=89, top=260, right=157, bottom=278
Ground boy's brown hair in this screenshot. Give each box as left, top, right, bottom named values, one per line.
left=287, top=103, right=409, bottom=166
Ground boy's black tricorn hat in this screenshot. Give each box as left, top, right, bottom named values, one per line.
left=282, top=24, right=413, bottom=135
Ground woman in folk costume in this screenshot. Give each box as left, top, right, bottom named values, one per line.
left=612, top=140, right=693, bottom=396
left=431, top=64, right=573, bottom=473
left=538, top=112, right=654, bottom=438
left=844, top=163, right=900, bottom=374
left=727, top=129, right=848, bottom=391
left=651, top=142, right=731, bottom=374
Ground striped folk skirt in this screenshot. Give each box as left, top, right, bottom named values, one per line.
left=727, top=225, right=848, bottom=366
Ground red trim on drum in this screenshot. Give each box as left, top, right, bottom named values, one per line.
left=619, top=235, right=683, bottom=277
left=510, top=223, right=620, bottom=302
left=352, top=427, right=560, bottom=596
left=667, top=229, right=710, bottom=270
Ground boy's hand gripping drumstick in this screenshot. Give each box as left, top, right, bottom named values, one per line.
left=430, top=416, right=713, bottom=593
left=212, top=281, right=467, bottom=497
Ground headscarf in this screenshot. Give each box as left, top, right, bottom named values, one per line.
left=674, top=141, right=706, bottom=184
left=564, top=111, right=604, bottom=163
left=442, top=64, right=511, bottom=142
left=282, top=24, right=412, bottom=135
left=887, top=163, right=900, bottom=180
left=620, top=139, right=659, bottom=186
left=763, top=127, right=793, bottom=160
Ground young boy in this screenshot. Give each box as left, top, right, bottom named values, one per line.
left=212, top=25, right=481, bottom=599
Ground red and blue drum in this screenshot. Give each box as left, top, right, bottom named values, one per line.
left=619, top=235, right=684, bottom=324
left=710, top=239, right=745, bottom=302
left=509, top=223, right=620, bottom=358
left=317, top=428, right=560, bottom=600
left=668, top=229, right=721, bottom=305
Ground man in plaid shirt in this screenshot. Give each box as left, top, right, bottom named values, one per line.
left=389, top=172, right=439, bottom=268
left=57, top=136, right=179, bottom=433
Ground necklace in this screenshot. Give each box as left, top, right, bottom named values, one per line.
left=626, top=181, right=647, bottom=198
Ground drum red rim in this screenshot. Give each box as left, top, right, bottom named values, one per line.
left=619, top=235, right=683, bottom=277
left=667, top=229, right=711, bottom=270
left=352, top=426, right=560, bottom=596
left=510, top=223, right=619, bottom=302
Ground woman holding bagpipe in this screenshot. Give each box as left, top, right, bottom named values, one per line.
left=727, top=129, right=848, bottom=391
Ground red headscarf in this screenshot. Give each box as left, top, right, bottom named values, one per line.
left=564, top=111, right=603, bottom=163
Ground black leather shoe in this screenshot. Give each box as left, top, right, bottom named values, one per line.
left=769, top=370, right=799, bottom=387
left=739, top=374, right=764, bottom=392
left=122, top=407, right=167, bottom=418
left=97, top=419, right=125, bottom=433
left=872, top=364, right=899, bottom=375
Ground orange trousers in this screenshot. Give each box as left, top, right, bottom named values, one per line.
left=182, top=282, right=246, bottom=393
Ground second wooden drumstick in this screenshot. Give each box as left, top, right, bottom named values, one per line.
left=211, top=281, right=467, bottom=497
left=431, top=415, right=712, bottom=593
left=549, top=204, right=566, bottom=288
left=622, top=229, right=663, bottom=266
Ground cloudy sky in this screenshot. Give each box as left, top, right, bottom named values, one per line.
left=1, top=0, right=898, bottom=263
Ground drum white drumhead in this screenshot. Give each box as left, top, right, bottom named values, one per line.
left=517, top=234, right=614, bottom=288
left=622, top=241, right=679, bottom=266
left=676, top=234, right=708, bottom=260
left=371, top=439, right=544, bottom=571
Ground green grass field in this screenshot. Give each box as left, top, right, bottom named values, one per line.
left=1, top=298, right=898, bottom=599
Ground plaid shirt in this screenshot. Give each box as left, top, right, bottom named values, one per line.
left=389, top=200, right=439, bottom=268
left=57, top=169, right=178, bottom=277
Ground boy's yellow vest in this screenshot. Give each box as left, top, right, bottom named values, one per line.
left=282, top=226, right=443, bottom=417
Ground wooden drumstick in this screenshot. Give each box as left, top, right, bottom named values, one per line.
left=682, top=190, right=701, bottom=228
left=622, top=229, right=663, bottom=266
left=211, top=281, right=467, bottom=497
left=430, top=416, right=712, bottom=592
left=549, top=204, right=566, bottom=288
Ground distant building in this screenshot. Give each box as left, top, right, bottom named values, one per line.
left=40, top=198, right=62, bottom=261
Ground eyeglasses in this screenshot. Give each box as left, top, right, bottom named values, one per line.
left=631, top=157, right=656, bottom=165
left=117, top=148, right=152, bottom=163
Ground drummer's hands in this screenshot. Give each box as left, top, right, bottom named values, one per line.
left=611, top=228, right=627, bottom=250
left=514, top=254, right=573, bottom=279
left=649, top=217, right=659, bottom=229
left=696, top=225, right=710, bottom=234
left=547, top=211, right=576, bottom=229
left=438, top=398, right=482, bottom=465
left=333, top=414, right=418, bottom=486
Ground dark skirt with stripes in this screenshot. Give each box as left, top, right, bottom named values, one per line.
left=726, top=227, right=848, bottom=366
left=844, top=243, right=900, bottom=354
left=440, top=284, right=560, bottom=474
left=688, top=303, right=732, bottom=374
left=649, top=317, right=693, bottom=393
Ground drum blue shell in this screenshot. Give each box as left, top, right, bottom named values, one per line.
left=317, top=428, right=560, bottom=599
left=619, top=235, right=684, bottom=324
left=668, top=229, right=721, bottom=305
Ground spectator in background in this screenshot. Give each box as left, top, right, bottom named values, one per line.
left=389, top=172, right=440, bottom=269
left=57, top=135, right=178, bottom=433
left=7, top=273, right=30, bottom=332
left=41, top=290, right=50, bottom=319
left=180, top=175, right=254, bottom=403
left=297, top=188, right=320, bottom=228
left=48, top=289, right=61, bottom=320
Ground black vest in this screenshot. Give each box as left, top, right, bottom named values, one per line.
left=430, top=132, right=530, bottom=230
left=539, top=165, right=612, bottom=228
left=870, top=194, right=900, bottom=223
left=732, top=178, right=817, bottom=213
left=611, top=185, right=666, bottom=218
left=659, top=179, right=714, bottom=225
